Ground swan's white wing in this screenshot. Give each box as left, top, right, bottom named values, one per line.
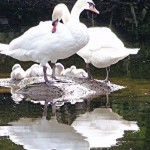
left=0, top=21, right=52, bottom=52
left=90, top=47, right=139, bottom=68
left=9, top=21, right=53, bottom=50
left=87, top=27, right=124, bottom=51
left=8, top=21, right=74, bottom=52
left=1, top=22, right=75, bottom=63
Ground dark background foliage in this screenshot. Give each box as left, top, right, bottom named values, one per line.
left=0, top=0, right=149, bottom=37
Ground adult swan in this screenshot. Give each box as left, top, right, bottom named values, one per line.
left=0, top=0, right=99, bottom=84
left=77, top=27, right=140, bottom=82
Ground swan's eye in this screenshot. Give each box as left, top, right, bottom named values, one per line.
left=87, top=2, right=95, bottom=8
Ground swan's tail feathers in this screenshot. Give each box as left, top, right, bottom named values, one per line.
left=0, top=43, right=9, bottom=51
left=127, top=48, right=140, bottom=55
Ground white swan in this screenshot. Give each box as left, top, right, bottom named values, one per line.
left=0, top=0, right=99, bottom=84
left=77, top=27, right=140, bottom=81
left=26, top=63, right=51, bottom=78
left=49, top=0, right=99, bottom=80
left=11, top=64, right=26, bottom=80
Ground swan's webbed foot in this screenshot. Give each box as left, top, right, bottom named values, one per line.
left=44, top=78, right=70, bottom=85
left=52, top=77, right=70, bottom=83
left=84, top=75, right=93, bottom=80
left=103, top=79, right=109, bottom=83
left=11, top=78, right=17, bottom=82
left=88, top=74, right=93, bottom=80
left=44, top=79, right=56, bottom=86
left=103, top=79, right=110, bottom=84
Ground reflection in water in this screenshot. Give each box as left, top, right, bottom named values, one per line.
left=0, top=92, right=139, bottom=149
left=10, top=86, right=24, bottom=104
left=72, top=94, right=139, bottom=148
left=72, top=108, right=139, bottom=148
left=0, top=100, right=90, bottom=150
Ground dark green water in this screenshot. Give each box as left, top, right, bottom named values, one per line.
left=0, top=76, right=150, bottom=150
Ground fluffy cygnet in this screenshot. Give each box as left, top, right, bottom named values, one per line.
left=26, top=64, right=39, bottom=78
left=55, top=63, right=64, bottom=76
left=26, top=63, right=52, bottom=78
left=11, top=64, right=26, bottom=80
left=60, top=65, right=73, bottom=76
left=70, top=66, right=88, bottom=78
left=61, top=65, right=88, bottom=78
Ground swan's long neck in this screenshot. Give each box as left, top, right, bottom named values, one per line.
left=52, top=4, right=71, bottom=24
left=62, top=7, right=71, bottom=24
left=71, top=2, right=83, bottom=22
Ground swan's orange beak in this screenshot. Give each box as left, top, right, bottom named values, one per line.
left=52, top=19, right=58, bottom=33
left=89, top=5, right=99, bottom=14
left=52, top=25, right=57, bottom=33
left=87, top=2, right=99, bottom=14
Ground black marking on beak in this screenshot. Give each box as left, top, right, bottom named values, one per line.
left=52, top=19, right=58, bottom=26
left=87, top=2, right=95, bottom=8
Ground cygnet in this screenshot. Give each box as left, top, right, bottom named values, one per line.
left=55, top=63, right=64, bottom=76
left=70, top=66, right=88, bottom=78
left=11, top=64, right=26, bottom=80
left=26, top=63, right=52, bottom=78
left=61, top=65, right=88, bottom=78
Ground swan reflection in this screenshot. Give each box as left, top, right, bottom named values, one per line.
left=72, top=94, right=139, bottom=148
left=10, top=86, right=24, bottom=104
left=0, top=80, right=139, bottom=150
left=0, top=86, right=139, bottom=149
left=0, top=100, right=90, bottom=150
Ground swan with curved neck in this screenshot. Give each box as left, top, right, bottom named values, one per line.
left=52, top=0, right=99, bottom=30
left=0, top=0, right=99, bottom=84
left=55, top=4, right=139, bottom=82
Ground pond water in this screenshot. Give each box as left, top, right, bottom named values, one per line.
left=0, top=76, right=150, bottom=150
left=0, top=26, right=150, bottom=149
